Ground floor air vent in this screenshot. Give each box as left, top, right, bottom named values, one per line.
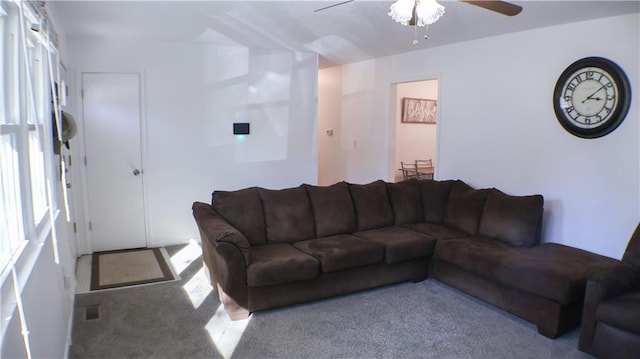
left=85, top=304, right=101, bottom=321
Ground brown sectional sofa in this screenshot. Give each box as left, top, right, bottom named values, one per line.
left=192, top=179, right=619, bottom=339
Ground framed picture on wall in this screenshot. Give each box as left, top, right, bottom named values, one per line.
left=401, top=97, right=437, bottom=124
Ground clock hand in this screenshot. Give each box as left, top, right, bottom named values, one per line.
left=582, top=95, right=603, bottom=103
left=582, top=85, right=606, bottom=103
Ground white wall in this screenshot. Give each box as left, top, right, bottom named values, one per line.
left=327, top=14, right=640, bottom=259
left=394, top=80, right=438, bottom=182
left=66, top=39, right=318, bottom=248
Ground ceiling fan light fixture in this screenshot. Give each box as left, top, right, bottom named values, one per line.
left=415, top=0, right=445, bottom=26
left=388, top=0, right=415, bottom=25
left=389, top=0, right=445, bottom=27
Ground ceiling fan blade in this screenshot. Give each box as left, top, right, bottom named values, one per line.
left=460, top=1, right=523, bottom=16
left=314, top=0, right=355, bottom=13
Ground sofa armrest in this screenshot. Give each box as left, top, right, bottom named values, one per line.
left=192, top=201, right=251, bottom=264
left=193, top=202, right=251, bottom=319
left=579, top=261, right=640, bottom=352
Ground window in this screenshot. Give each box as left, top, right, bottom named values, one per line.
left=0, top=135, right=24, bottom=270
left=26, top=26, right=48, bottom=223
left=0, top=0, right=25, bottom=273
left=0, top=0, right=56, bottom=275
left=1, top=2, right=64, bottom=354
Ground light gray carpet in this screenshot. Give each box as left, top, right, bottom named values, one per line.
left=70, top=245, right=593, bottom=359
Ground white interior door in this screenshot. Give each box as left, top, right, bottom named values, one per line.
left=81, top=73, right=146, bottom=252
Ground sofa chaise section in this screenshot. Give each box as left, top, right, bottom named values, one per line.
left=430, top=186, right=619, bottom=338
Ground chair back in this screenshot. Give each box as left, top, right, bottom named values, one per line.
left=622, top=222, right=640, bottom=269
left=415, top=159, right=434, bottom=180
left=400, top=161, right=418, bottom=181
left=415, top=159, right=432, bottom=168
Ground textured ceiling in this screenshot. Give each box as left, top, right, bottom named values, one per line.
left=49, top=1, right=640, bottom=68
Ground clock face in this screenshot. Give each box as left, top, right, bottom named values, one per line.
left=558, top=67, right=618, bottom=128
left=553, top=57, right=631, bottom=138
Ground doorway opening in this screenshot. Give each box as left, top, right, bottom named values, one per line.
left=391, top=78, right=439, bottom=182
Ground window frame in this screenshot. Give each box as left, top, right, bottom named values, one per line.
left=0, top=0, right=62, bottom=326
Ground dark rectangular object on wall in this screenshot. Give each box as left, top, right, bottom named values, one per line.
left=233, top=123, right=250, bottom=135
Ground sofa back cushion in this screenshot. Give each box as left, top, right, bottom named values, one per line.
left=212, top=187, right=266, bottom=246
left=259, top=187, right=316, bottom=243
left=387, top=180, right=422, bottom=225
left=304, top=182, right=357, bottom=237
left=349, top=180, right=394, bottom=231
left=444, top=180, right=490, bottom=235
left=418, top=179, right=454, bottom=223
left=478, top=189, right=544, bottom=248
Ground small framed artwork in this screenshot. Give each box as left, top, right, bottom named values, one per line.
left=401, top=97, right=437, bottom=124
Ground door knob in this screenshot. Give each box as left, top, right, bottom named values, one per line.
left=133, top=169, right=141, bottom=176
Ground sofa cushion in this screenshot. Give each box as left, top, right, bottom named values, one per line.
left=349, top=180, right=394, bottom=231
left=355, top=226, right=436, bottom=264
left=502, top=243, right=620, bottom=303
left=259, top=187, right=316, bottom=243
left=212, top=187, right=266, bottom=246
left=478, top=189, right=544, bottom=248
left=304, top=182, right=356, bottom=237
left=444, top=181, right=491, bottom=235
left=418, top=179, right=454, bottom=223
left=404, top=222, right=469, bottom=241
left=437, top=240, right=616, bottom=303
left=247, top=244, right=320, bottom=287
left=435, top=236, right=517, bottom=280
left=596, top=291, right=640, bottom=334
left=387, top=180, right=423, bottom=225
left=293, top=235, right=384, bottom=272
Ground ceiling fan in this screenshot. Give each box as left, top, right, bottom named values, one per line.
left=314, top=0, right=523, bottom=17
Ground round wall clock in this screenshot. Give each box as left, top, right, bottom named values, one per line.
left=553, top=57, right=632, bottom=139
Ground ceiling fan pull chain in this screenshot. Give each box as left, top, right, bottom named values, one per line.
left=414, top=24, right=429, bottom=44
